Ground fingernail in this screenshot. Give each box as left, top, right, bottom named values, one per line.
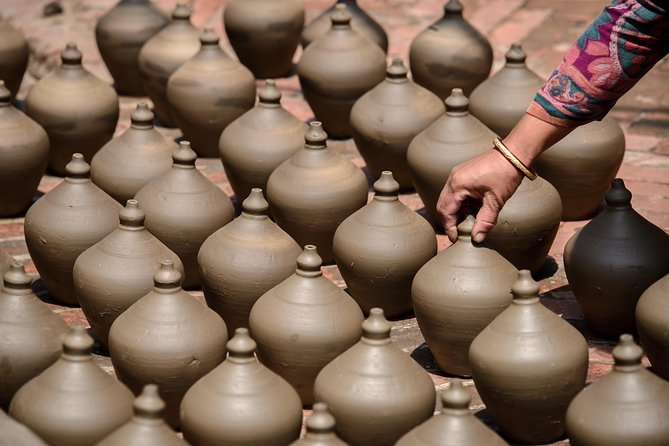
left=473, top=232, right=485, bottom=243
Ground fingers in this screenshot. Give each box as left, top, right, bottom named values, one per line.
left=472, top=192, right=503, bottom=243
left=437, top=180, right=468, bottom=243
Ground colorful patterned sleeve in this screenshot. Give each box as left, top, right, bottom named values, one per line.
left=527, top=0, right=669, bottom=128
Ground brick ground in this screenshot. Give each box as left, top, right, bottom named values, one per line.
left=2, top=0, right=668, bottom=444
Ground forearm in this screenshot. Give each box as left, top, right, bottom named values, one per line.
left=502, top=114, right=576, bottom=167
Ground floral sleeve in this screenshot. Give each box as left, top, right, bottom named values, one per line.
left=526, top=0, right=669, bottom=128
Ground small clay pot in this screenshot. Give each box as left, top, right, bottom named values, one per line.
left=0, top=408, right=47, bottom=446
left=0, top=19, right=29, bottom=98
left=289, top=403, right=349, bottom=446
left=24, top=154, right=122, bottom=305
left=9, top=327, right=134, bottom=446
left=637, top=273, right=669, bottom=381
left=180, top=328, right=303, bottom=446
left=334, top=171, right=437, bottom=318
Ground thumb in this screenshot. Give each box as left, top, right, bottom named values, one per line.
left=472, top=193, right=503, bottom=242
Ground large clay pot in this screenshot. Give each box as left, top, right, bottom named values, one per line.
left=95, top=0, right=169, bottom=96
left=334, top=171, right=437, bottom=317
left=0, top=19, right=29, bottom=98
left=407, top=88, right=496, bottom=225
left=9, top=327, right=134, bottom=446
left=73, top=199, right=184, bottom=348
left=469, top=270, right=588, bottom=445
left=167, top=28, right=256, bottom=158
left=314, top=308, right=436, bottom=446
left=0, top=260, right=68, bottom=409
left=138, top=2, right=200, bottom=127
left=297, top=4, right=386, bottom=138
left=219, top=80, right=307, bottom=202
left=24, top=154, right=122, bottom=305
left=180, top=328, right=303, bottom=446
left=289, top=403, right=349, bottom=446
left=249, top=245, right=363, bottom=405
left=91, top=103, right=175, bottom=204
left=412, top=215, right=517, bottom=376
left=267, top=122, right=368, bottom=263
left=223, top=0, right=304, bottom=79
left=135, top=141, right=234, bottom=288
left=0, top=408, right=47, bottom=446
left=25, top=43, right=119, bottom=175
left=564, top=178, right=669, bottom=338
left=566, top=335, right=669, bottom=446
left=350, top=59, right=444, bottom=189
left=637, top=273, right=669, bottom=380
left=198, top=188, right=301, bottom=336
left=409, top=0, right=493, bottom=99
left=0, top=80, right=49, bottom=216
left=109, top=261, right=228, bottom=428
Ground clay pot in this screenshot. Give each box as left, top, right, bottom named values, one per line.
left=134, top=141, right=234, bottom=288
left=290, top=403, right=349, bottom=446
left=534, top=116, right=626, bottom=220
left=95, top=0, right=169, bottom=96
left=25, top=43, right=119, bottom=175
left=24, top=154, right=122, bottom=305
left=350, top=59, right=444, bottom=189
left=97, top=384, right=188, bottom=446
left=0, top=260, right=68, bottom=410
left=469, top=43, right=544, bottom=138
left=0, top=408, right=48, bottom=446
left=91, top=103, right=175, bottom=204
left=267, top=122, right=368, bottom=263
left=334, top=171, right=437, bottom=317
left=407, top=88, right=496, bottom=225
left=180, top=328, right=303, bottom=446
left=0, top=80, right=49, bottom=216
left=314, top=308, right=436, bottom=446
left=0, top=249, right=10, bottom=276
left=564, top=178, right=669, bottom=338
left=566, top=335, right=669, bottom=446
left=297, top=4, right=386, bottom=138
left=167, top=28, right=256, bottom=158
left=637, top=273, right=669, bottom=380
left=73, top=199, right=184, bottom=348
left=198, top=188, right=301, bottom=336
left=249, top=245, right=364, bottom=405
left=409, top=0, right=493, bottom=100
left=138, top=3, right=200, bottom=127
left=223, top=0, right=304, bottom=79
left=219, top=80, right=307, bottom=202
left=9, top=327, right=134, bottom=446
left=0, top=19, right=29, bottom=98
left=412, top=215, right=517, bottom=376
left=109, top=261, right=228, bottom=428
left=469, top=270, right=588, bottom=444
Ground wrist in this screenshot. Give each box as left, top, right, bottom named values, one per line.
left=492, top=138, right=537, bottom=181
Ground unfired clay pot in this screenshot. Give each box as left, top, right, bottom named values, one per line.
left=297, top=4, right=386, bottom=138
left=73, top=199, right=183, bottom=348
left=25, top=43, right=119, bottom=175
left=0, top=408, right=47, bottom=446
left=0, top=249, right=10, bottom=276
left=249, top=245, right=363, bottom=405
left=223, top=0, right=305, bottom=78
left=135, top=141, right=234, bottom=288
left=24, top=154, right=122, bottom=305
left=637, top=273, right=669, bottom=381
left=180, top=328, right=303, bottom=446
left=219, top=80, right=307, bottom=202
left=109, top=261, right=228, bottom=428
left=0, top=80, right=49, bottom=216
left=469, top=270, right=588, bottom=445
left=167, top=28, right=256, bottom=158
left=314, top=308, right=436, bottom=446
left=267, top=122, right=368, bottom=263
left=0, top=19, right=29, bottom=98
left=412, top=216, right=517, bottom=377
left=333, top=171, right=437, bottom=318
left=95, top=0, right=169, bottom=96
left=198, top=188, right=301, bottom=336
left=289, top=402, right=349, bottom=446
left=350, top=59, right=444, bottom=189
left=566, top=335, right=669, bottom=446
left=564, top=178, right=669, bottom=338
left=9, top=327, right=134, bottom=446
left=91, top=103, right=175, bottom=203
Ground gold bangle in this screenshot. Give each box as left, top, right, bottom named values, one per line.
left=492, top=138, right=537, bottom=181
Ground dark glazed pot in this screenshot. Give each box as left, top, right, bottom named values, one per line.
left=224, top=0, right=305, bottom=79
left=334, top=171, right=437, bottom=318
left=0, top=408, right=47, bottom=446
left=469, top=270, right=588, bottom=445
left=564, top=179, right=669, bottom=338
left=409, top=0, right=493, bottom=99
left=249, top=245, right=363, bottom=405
left=289, top=403, right=349, bottom=446
left=24, top=154, right=122, bottom=305
left=0, top=19, right=29, bottom=98
left=637, top=273, right=669, bottom=380
left=350, top=59, right=444, bottom=189
left=95, top=0, right=169, bottom=96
